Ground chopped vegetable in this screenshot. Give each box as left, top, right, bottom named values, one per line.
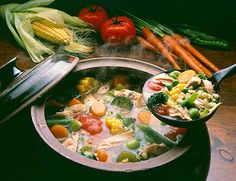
left=81, top=145, right=96, bottom=160
left=50, top=124, right=69, bottom=138
left=138, top=124, right=176, bottom=147
left=77, top=77, right=100, bottom=94
left=178, top=70, right=197, bottom=83
left=69, top=119, right=82, bottom=132
left=147, top=92, right=169, bottom=107
left=117, top=151, right=139, bottom=163
left=46, top=118, right=74, bottom=127
left=126, top=139, right=140, bottom=150
left=112, top=75, right=130, bottom=89
left=94, top=150, right=108, bottom=162
left=75, top=114, right=103, bottom=135
left=111, top=96, right=133, bottom=111
left=67, top=98, right=81, bottom=107
left=105, top=117, right=124, bottom=135
left=116, top=113, right=136, bottom=128
left=180, top=93, right=199, bottom=108
left=90, top=101, right=107, bottom=117
left=137, top=111, right=151, bottom=125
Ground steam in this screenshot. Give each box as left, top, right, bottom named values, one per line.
left=94, top=43, right=183, bottom=70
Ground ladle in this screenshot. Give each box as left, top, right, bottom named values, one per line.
left=143, top=64, right=236, bottom=127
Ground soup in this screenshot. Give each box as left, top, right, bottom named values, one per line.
left=45, top=71, right=186, bottom=163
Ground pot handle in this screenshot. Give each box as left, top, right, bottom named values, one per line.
left=213, top=64, right=236, bottom=86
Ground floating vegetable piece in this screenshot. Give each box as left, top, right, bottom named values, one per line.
left=94, top=150, right=108, bottom=162
left=90, top=101, right=107, bottom=117
left=46, top=118, right=74, bottom=127
left=50, top=124, right=69, bottom=138
left=138, top=124, right=175, bottom=148
left=137, top=111, right=151, bottom=125
left=117, top=151, right=139, bottom=163
left=105, top=117, right=124, bottom=135
left=77, top=77, right=100, bottom=94
left=111, top=96, right=133, bottom=111
left=126, top=139, right=140, bottom=150
left=112, top=75, right=130, bottom=89
left=69, top=119, right=82, bottom=132
left=178, top=70, right=197, bottom=83
left=67, top=98, right=81, bottom=107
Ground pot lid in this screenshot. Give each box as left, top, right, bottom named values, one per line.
left=0, top=54, right=79, bottom=124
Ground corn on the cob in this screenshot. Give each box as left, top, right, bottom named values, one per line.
left=32, top=19, right=71, bottom=45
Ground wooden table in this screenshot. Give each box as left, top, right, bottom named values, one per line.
left=0, top=22, right=236, bottom=181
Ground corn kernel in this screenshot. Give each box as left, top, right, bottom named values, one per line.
left=80, top=79, right=90, bottom=87
left=171, top=93, right=179, bottom=100
left=175, top=88, right=181, bottom=93
left=77, top=85, right=86, bottom=93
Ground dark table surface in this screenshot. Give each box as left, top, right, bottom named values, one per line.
left=0, top=5, right=236, bottom=181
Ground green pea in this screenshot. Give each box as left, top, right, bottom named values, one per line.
left=172, top=80, right=179, bottom=87
left=182, top=88, right=188, bottom=93
left=126, top=139, right=140, bottom=150
left=188, top=108, right=200, bottom=120
left=169, top=74, right=178, bottom=79
left=165, top=84, right=173, bottom=91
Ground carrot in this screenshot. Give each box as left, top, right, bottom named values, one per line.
left=163, top=35, right=212, bottom=77
left=67, top=98, right=81, bottom=107
left=95, top=150, right=108, bottom=162
left=142, top=28, right=181, bottom=70
left=173, top=34, right=219, bottom=72
left=50, top=125, right=69, bottom=138
left=136, top=36, right=160, bottom=53
left=138, top=111, right=151, bottom=125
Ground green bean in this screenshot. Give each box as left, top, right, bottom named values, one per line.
left=138, top=124, right=176, bottom=147
left=126, top=139, right=140, bottom=150
left=46, top=118, right=74, bottom=127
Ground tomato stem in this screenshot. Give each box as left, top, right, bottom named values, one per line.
left=112, top=17, right=120, bottom=25
left=89, top=5, right=98, bottom=12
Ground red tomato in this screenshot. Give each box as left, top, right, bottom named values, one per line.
left=101, top=16, right=136, bottom=45
left=79, top=5, right=108, bottom=31
left=165, top=127, right=187, bottom=141
left=147, top=81, right=164, bottom=91
left=74, top=114, right=103, bottom=135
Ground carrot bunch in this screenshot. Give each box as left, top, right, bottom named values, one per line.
left=111, top=5, right=219, bottom=77
left=137, top=26, right=218, bottom=77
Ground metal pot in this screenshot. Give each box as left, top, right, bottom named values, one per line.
left=31, top=57, right=196, bottom=172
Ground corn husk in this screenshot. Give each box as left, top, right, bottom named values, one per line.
left=0, top=0, right=96, bottom=63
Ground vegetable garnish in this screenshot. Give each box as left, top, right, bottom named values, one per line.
left=0, top=0, right=96, bottom=63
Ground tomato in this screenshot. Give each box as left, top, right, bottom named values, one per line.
left=78, top=5, right=108, bottom=31
left=165, top=127, right=187, bottom=141
left=147, top=81, right=164, bottom=91
left=74, top=114, right=103, bottom=135
left=101, top=16, right=136, bottom=45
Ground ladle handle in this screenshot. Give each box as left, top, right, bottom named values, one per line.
left=213, top=64, right=236, bottom=86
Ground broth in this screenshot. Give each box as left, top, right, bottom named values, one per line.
left=45, top=68, right=186, bottom=163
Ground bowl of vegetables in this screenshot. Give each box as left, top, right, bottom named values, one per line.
left=143, top=64, right=236, bottom=127
left=31, top=57, right=194, bottom=172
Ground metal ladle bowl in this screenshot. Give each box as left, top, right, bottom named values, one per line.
left=143, top=64, right=236, bottom=128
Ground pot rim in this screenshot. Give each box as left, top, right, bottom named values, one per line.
left=31, top=56, right=191, bottom=172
